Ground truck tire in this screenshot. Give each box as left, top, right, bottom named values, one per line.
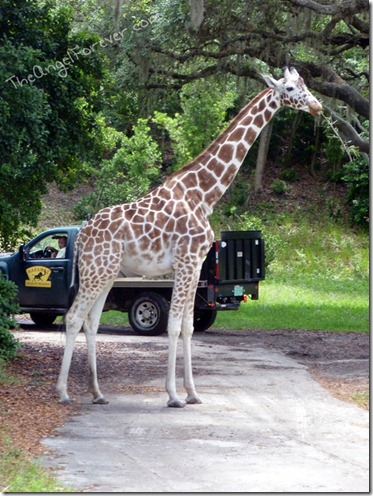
left=193, top=309, right=217, bottom=332
left=29, top=312, right=57, bottom=326
left=129, top=292, right=169, bottom=336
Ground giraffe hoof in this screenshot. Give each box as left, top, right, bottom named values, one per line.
left=186, top=395, right=202, bottom=405
left=92, top=397, right=109, bottom=405
left=167, top=398, right=186, bottom=408
left=59, top=398, right=72, bottom=405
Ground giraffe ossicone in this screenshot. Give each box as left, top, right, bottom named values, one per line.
left=57, top=67, right=322, bottom=407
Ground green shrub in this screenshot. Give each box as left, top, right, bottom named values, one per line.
left=0, top=275, right=20, bottom=359
left=281, top=168, right=299, bottom=182
left=271, top=179, right=289, bottom=195
left=74, top=119, right=162, bottom=218
left=343, top=156, right=369, bottom=227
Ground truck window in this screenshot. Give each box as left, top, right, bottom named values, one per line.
left=28, top=233, right=68, bottom=259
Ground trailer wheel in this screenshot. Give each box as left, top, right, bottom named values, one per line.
left=129, top=292, right=169, bottom=336
left=29, top=312, right=57, bottom=326
left=193, top=309, right=217, bottom=332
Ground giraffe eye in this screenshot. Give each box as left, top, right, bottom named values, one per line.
left=286, top=86, right=294, bottom=92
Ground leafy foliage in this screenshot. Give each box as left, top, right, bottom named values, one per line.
left=153, top=79, right=236, bottom=170
left=74, top=119, right=162, bottom=218
left=343, top=156, right=369, bottom=227
left=0, top=0, right=105, bottom=248
left=321, top=116, right=369, bottom=225
left=0, top=0, right=369, bottom=238
left=0, top=276, right=19, bottom=360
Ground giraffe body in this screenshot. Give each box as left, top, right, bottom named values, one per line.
left=57, top=67, right=322, bottom=407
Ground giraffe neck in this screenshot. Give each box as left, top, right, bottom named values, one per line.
left=168, top=87, right=281, bottom=213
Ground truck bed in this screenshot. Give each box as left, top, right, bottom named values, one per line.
left=112, top=278, right=208, bottom=288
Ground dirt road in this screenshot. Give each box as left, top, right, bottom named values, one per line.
left=13, top=326, right=368, bottom=492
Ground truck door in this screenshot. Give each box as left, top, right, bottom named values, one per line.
left=18, top=231, right=72, bottom=310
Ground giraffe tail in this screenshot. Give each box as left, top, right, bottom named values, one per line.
left=68, top=237, right=80, bottom=307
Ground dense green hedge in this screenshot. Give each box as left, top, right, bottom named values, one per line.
left=0, top=275, right=19, bottom=359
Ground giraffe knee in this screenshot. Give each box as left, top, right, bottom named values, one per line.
left=167, top=317, right=182, bottom=338
left=65, top=312, right=82, bottom=333
left=181, top=315, right=194, bottom=337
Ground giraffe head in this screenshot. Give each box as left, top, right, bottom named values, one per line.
left=263, top=67, right=322, bottom=116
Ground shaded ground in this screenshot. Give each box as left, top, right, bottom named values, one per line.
left=219, top=329, right=369, bottom=408
left=0, top=324, right=369, bottom=462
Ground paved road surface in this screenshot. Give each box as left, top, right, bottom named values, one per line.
left=36, top=331, right=369, bottom=493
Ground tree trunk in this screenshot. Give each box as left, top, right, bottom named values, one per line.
left=254, top=121, right=273, bottom=193
left=284, top=112, right=303, bottom=163
left=187, top=0, right=204, bottom=32
left=309, top=122, right=321, bottom=177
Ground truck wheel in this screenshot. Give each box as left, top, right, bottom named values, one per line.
left=29, top=312, right=57, bottom=326
left=193, top=309, right=217, bottom=332
left=129, top=292, right=169, bottom=336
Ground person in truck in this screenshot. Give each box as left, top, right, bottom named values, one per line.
left=48, top=235, right=67, bottom=258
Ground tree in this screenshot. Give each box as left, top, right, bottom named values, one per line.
left=254, top=121, right=274, bottom=193
left=113, top=0, right=368, bottom=153
left=0, top=0, right=105, bottom=248
left=74, top=119, right=162, bottom=218
left=105, top=0, right=368, bottom=220
left=153, top=79, right=236, bottom=170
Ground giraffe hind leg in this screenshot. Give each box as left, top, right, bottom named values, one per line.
left=56, top=282, right=113, bottom=404
left=57, top=298, right=88, bottom=404
left=83, top=283, right=113, bottom=404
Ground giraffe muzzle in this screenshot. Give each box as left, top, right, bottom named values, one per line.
left=308, top=100, right=323, bottom=116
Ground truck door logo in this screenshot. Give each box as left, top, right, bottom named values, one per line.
left=25, top=266, right=52, bottom=288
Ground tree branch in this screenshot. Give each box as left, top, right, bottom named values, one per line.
left=322, top=104, right=369, bottom=154
left=142, top=1, right=369, bottom=120
left=284, top=0, right=367, bottom=16
left=311, top=81, right=369, bottom=120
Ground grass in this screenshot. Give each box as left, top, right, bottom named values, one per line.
left=100, top=310, right=129, bottom=327
left=39, top=184, right=368, bottom=335
left=353, top=391, right=369, bottom=410
left=99, top=274, right=368, bottom=333
left=0, top=359, right=21, bottom=385
left=215, top=277, right=369, bottom=332
left=220, top=212, right=369, bottom=333
left=0, top=445, right=71, bottom=493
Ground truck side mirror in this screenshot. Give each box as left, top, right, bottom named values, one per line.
left=19, top=244, right=26, bottom=261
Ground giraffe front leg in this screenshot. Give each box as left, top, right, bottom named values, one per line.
left=173, top=265, right=203, bottom=405
left=182, top=307, right=202, bottom=405
left=166, top=255, right=207, bottom=407
left=183, top=336, right=202, bottom=405
left=166, top=315, right=185, bottom=408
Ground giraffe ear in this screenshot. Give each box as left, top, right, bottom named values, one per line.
left=262, top=75, right=281, bottom=90
left=289, top=67, right=300, bottom=77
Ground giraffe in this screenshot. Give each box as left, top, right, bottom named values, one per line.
left=57, top=67, right=322, bottom=408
